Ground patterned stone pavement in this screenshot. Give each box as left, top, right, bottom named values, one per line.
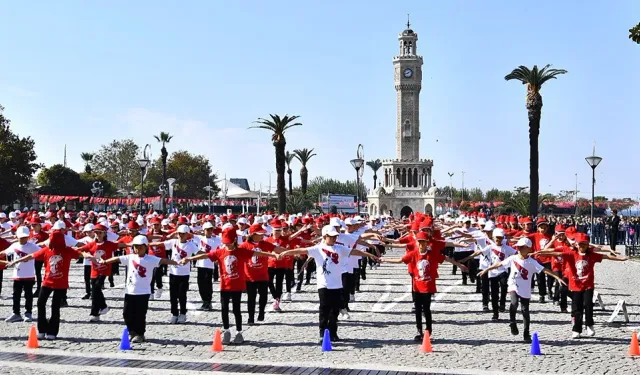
left=0, top=249, right=639, bottom=374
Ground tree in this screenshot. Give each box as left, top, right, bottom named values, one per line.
left=37, top=164, right=84, bottom=195
left=293, top=148, right=316, bottom=195
left=154, top=132, right=173, bottom=211
left=630, top=22, right=640, bottom=44
left=286, top=188, right=314, bottom=213
left=80, top=152, right=94, bottom=174
left=144, top=150, right=217, bottom=199
left=0, top=105, right=42, bottom=206
left=505, top=64, right=567, bottom=217
left=366, top=159, right=383, bottom=189
left=91, top=139, right=140, bottom=192
left=79, top=173, right=115, bottom=196
left=250, top=114, right=302, bottom=214
left=285, top=151, right=295, bottom=194
left=306, top=176, right=367, bottom=205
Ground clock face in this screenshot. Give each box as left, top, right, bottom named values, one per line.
left=403, top=68, right=413, bottom=78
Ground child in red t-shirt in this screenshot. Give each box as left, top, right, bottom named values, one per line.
left=185, top=226, right=277, bottom=345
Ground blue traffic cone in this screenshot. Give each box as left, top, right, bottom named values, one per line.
left=530, top=332, right=541, bottom=356
left=321, top=329, right=332, bottom=352
left=119, top=328, right=131, bottom=350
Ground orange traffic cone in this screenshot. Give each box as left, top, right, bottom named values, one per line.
left=27, top=325, right=39, bottom=349
left=421, top=331, right=432, bottom=353
left=628, top=331, right=640, bottom=356
left=211, top=328, right=223, bottom=352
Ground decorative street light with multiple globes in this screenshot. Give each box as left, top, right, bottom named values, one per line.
left=585, top=150, right=603, bottom=237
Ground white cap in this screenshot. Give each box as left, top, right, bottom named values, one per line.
left=136, top=217, right=145, bottom=225
left=83, top=223, right=95, bottom=232
left=344, top=218, right=357, bottom=226
left=131, top=235, right=149, bottom=246
left=254, top=217, right=264, bottom=224
left=16, top=226, right=31, bottom=239
left=222, top=223, right=234, bottom=230
left=478, top=218, right=487, bottom=225
left=121, top=214, right=128, bottom=219
left=191, top=215, right=198, bottom=224
left=0, top=213, right=6, bottom=218
left=483, top=222, right=496, bottom=231
left=177, top=224, right=191, bottom=234
left=515, top=237, right=532, bottom=248
left=492, top=228, right=506, bottom=238
left=329, top=217, right=341, bottom=227
left=321, top=225, right=340, bottom=237
left=354, top=216, right=364, bottom=223
left=237, top=217, right=247, bottom=225
left=98, top=218, right=108, bottom=226
left=161, top=219, right=170, bottom=226
left=203, top=222, right=214, bottom=230
left=53, top=221, right=66, bottom=230
left=9, top=212, right=17, bottom=219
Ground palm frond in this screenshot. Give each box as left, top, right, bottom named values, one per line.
left=293, top=148, right=316, bottom=166
left=366, top=159, right=383, bottom=172
left=80, top=152, right=94, bottom=162
left=285, top=151, right=295, bottom=167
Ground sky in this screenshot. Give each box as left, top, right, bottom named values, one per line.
left=1, top=1, right=639, bottom=200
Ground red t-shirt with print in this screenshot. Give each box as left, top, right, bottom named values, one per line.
left=79, top=241, right=118, bottom=278
left=401, top=248, right=445, bottom=294
left=207, top=247, right=254, bottom=291
left=399, top=235, right=417, bottom=275
left=266, top=236, right=294, bottom=269
left=561, top=248, right=603, bottom=292
left=550, top=240, right=569, bottom=272
left=240, top=240, right=276, bottom=282
left=33, top=246, right=79, bottom=289
left=0, top=238, right=10, bottom=270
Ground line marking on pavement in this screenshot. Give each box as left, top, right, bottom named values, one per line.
left=433, top=279, right=463, bottom=303
left=187, top=302, right=203, bottom=316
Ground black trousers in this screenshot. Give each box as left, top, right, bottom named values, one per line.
left=34, top=261, right=43, bottom=293
left=610, top=230, right=618, bottom=251
left=553, top=271, right=569, bottom=310
left=123, top=294, right=150, bottom=335
left=37, top=287, right=65, bottom=336
left=453, top=251, right=474, bottom=282
left=269, top=268, right=291, bottom=300
left=246, top=281, right=268, bottom=321
left=481, top=272, right=490, bottom=306
left=341, top=273, right=354, bottom=309
left=571, top=288, right=594, bottom=333
left=413, top=292, right=432, bottom=334
left=353, top=266, right=361, bottom=291
left=150, top=267, right=163, bottom=293
left=318, top=288, right=342, bottom=337
left=90, top=276, right=107, bottom=316
left=83, top=265, right=91, bottom=295
left=358, top=258, right=367, bottom=281
left=13, top=279, right=35, bottom=315
left=531, top=263, right=551, bottom=296
left=490, top=272, right=508, bottom=313
left=169, top=275, right=189, bottom=316
left=509, top=292, right=530, bottom=334
left=296, top=258, right=315, bottom=288
left=220, top=290, right=242, bottom=331
left=197, top=267, right=213, bottom=303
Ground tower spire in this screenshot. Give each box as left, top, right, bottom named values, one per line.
left=407, top=14, right=410, bottom=29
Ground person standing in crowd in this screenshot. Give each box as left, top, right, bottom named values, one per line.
left=192, top=222, right=221, bottom=311
left=609, top=210, right=621, bottom=251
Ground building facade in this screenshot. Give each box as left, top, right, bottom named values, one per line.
left=367, top=22, right=443, bottom=218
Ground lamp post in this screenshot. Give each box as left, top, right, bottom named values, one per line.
left=350, top=156, right=364, bottom=215
left=204, top=185, right=214, bottom=213
left=166, top=178, right=176, bottom=213
left=447, top=172, right=454, bottom=213
left=585, top=148, right=602, bottom=237
left=137, top=144, right=151, bottom=212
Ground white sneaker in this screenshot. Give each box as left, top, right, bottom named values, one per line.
left=233, top=331, right=244, bottom=344
left=89, top=315, right=100, bottom=322
left=177, top=314, right=187, bottom=323
left=5, top=314, right=22, bottom=323
left=169, top=315, right=178, bottom=324
left=343, top=310, right=350, bottom=319
left=222, top=330, right=231, bottom=345
left=155, top=289, right=163, bottom=299
left=585, top=326, right=595, bottom=337
left=99, top=306, right=110, bottom=315
left=45, top=334, right=57, bottom=340
left=23, top=313, right=33, bottom=322
left=37, top=333, right=46, bottom=340
left=282, top=292, right=290, bottom=301
left=571, top=331, right=581, bottom=339
left=272, top=299, right=282, bottom=312
left=149, top=294, right=155, bottom=300
left=349, top=294, right=355, bottom=302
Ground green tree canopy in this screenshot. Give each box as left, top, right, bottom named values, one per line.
left=144, top=150, right=217, bottom=199
left=630, top=22, right=640, bottom=44
left=306, top=176, right=367, bottom=203
left=91, top=139, right=140, bottom=192
left=0, top=105, right=42, bottom=205
left=37, top=164, right=84, bottom=195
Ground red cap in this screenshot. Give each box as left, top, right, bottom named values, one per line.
left=249, top=223, right=266, bottom=235
left=271, top=220, right=283, bottom=229
left=221, top=227, right=238, bottom=244
left=127, top=221, right=140, bottom=230
left=229, top=214, right=237, bottom=220
left=554, top=224, right=566, bottom=233
left=420, top=218, right=433, bottom=230
left=536, top=218, right=548, bottom=226
left=410, top=221, right=420, bottom=232
left=150, top=217, right=161, bottom=225
left=177, top=217, right=188, bottom=224
left=93, top=224, right=108, bottom=232
left=574, top=233, right=590, bottom=244
left=221, top=215, right=228, bottom=223
left=28, top=217, right=42, bottom=225
left=520, top=217, right=532, bottom=224
left=415, top=232, right=429, bottom=241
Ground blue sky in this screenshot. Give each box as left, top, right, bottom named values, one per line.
left=1, top=1, right=639, bottom=199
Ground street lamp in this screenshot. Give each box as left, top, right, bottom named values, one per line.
left=137, top=144, right=151, bottom=212
left=167, top=178, right=176, bottom=213
left=447, top=172, right=454, bottom=213
left=350, top=156, right=364, bottom=215
left=585, top=149, right=603, bottom=237
left=204, top=185, right=214, bottom=213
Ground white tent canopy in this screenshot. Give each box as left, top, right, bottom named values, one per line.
left=215, top=178, right=260, bottom=199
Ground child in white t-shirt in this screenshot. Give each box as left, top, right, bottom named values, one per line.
left=480, top=237, right=565, bottom=343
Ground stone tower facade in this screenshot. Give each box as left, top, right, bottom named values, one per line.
left=367, top=22, right=443, bottom=218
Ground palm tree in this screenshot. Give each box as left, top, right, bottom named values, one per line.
left=505, top=64, right=567, bottom=217
left=154, top=132, right=173, bottom=211
left=285, top=151, right=295, bottom=194
left=250, top=115, right=302, bottom=213
left=630, top=22, right=640, bottom=44
left=293, top=148, right=316, bottom=195
left=80, top=152, right=94, bottom=174
left=366, top=159, right=382, bottom=189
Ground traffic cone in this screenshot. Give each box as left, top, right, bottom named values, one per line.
left=530, top=332, right=541, bottom=356
left=26, top=325, right=39, bottom=349
left=211, top=328, right=223, bottom=352
left=421, top=331, right=432, bottom=353
left=119, top=328, right=131, bottom=350
left=628, top=331, right=640, bottom=356
left=321, top=329, right=332, bottom=352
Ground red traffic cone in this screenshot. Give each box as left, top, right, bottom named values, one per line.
left=628, top=331, right=640, bottom=356
left=211, top=328, right=223, bottom=352
left=27, top=325, right=39, bottom=349
left=421, top=331, right=432, bottom=353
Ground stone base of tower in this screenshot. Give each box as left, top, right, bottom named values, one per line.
left=367, top=189, right=441, bottom=218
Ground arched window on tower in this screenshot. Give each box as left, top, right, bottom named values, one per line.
left=396, top=168, right=401, bottom=186
left=401, top=168, right=406, bottom=187
left=403, top=120, right=411, bottom=137
left=413, top=168, right=418, bottom=187
left=423, top=169, right=427, bottom=187
left=407, top=41, right=413, bottom=55
left=384, top=169, right=388, bottom=187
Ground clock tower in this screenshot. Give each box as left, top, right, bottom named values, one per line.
left=394, top=20, right=423, bottom=161
left=367, top=20, right=443, bottom=218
